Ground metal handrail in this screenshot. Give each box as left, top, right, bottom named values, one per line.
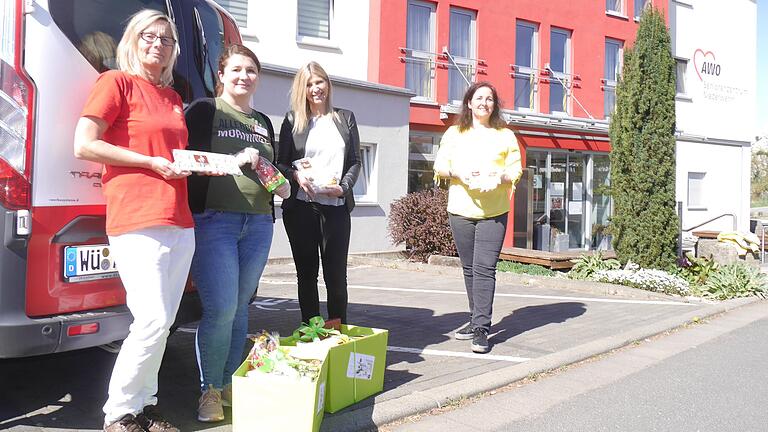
left=682, top=213, right=737, bottom=232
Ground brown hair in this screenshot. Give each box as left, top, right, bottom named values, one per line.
left=215, top=44, right=261, bottom=96
left=456, top=81, right=506, bottom=132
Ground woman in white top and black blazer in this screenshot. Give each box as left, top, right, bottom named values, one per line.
left=277, top=61, right=361, bottom=324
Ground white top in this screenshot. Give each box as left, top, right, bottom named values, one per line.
left=296, top=114, right=346, bottom=206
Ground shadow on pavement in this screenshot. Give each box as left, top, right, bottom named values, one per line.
left=491, top=302, right=587, bottom=345
left=0, top=347, right=114, bottom=430
left=0, top=299, right=582, bottom=431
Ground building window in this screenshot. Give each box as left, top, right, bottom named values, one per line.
left=408, top=132, right=441, bottom=193
left=297, top=0, right=332, bottom=40
left=634, top=0, right=650, bottom=19
left=687, top=172, right=706, bottom=209
left=606, top=0, right=624, bottom=14
left=675, top=58, right=688, bottom=95
left=514, top=21, right=538, bottom=111
left=353, top=143, right=377, bottom=202
left=447, top=7, right=476, bottom=104
left=405, top=1, right=436, bottom=101
left=215, top=0, right=248, bottom=28
left=604, top=39, right=623, bottom=118
left=548, top=28, right=571, bottom=115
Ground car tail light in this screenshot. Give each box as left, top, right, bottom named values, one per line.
left=0, top=0, right=33, bottom=210
left=67, top=322, right=100, bottom=336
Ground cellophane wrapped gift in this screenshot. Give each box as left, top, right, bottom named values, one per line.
left=232, top=331, right=329, bottom=432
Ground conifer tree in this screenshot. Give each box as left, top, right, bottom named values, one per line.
left=609, top=7, right=678, bottom=269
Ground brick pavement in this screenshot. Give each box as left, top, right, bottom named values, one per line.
left=0, top=259, right=723, bottom=432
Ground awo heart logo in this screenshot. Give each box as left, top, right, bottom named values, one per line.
left=693, top=48, right=721, bottom=81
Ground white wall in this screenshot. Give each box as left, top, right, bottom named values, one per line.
left=239, top=0, right=370, bottom=81
left=671, top=0, right=757, bottom=142
left=676, top=140, right=750, bottom=232
left=250, top=65, right=411, bottom=257
left=671, top=0, right=756, bottom=233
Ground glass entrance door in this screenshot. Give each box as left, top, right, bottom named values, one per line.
left=527, top=151, right=588, bottom=250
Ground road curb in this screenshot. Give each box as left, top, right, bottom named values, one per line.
left=321, top=296, right=762, bottom=432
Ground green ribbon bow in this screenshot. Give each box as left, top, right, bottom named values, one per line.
left=292, top=316, right=340, bottom=342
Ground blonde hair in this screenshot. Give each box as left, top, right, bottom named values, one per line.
left=116, top=9, right=179, bottom=87
left=289, top=61, right=334, bottom=133
left=79, top=31, right=117, bottom=72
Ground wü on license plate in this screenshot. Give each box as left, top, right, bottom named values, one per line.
left=64, top=245, right=118, bottom=282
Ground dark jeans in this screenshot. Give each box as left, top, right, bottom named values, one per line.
left=283, top=199, right=351, bottom=323
left=449, top=213, right=508, bottom=332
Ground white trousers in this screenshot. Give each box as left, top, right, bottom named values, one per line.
left=102, top=226, right=195, bottom=424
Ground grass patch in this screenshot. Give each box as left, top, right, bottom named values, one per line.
left=497, top=260, right=557, bottom=277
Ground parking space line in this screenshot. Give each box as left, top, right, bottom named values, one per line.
left=388, top=346, right=530, bottom=362
left=260, top=279, right=697, bottom=306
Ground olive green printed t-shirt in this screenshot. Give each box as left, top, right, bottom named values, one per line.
left=205, top=98, right=274, bottom=214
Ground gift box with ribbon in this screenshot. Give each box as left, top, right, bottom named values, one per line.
left=282, top=317, right=389, bottom=413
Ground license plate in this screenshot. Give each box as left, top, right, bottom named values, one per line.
left=63, top=244, right=119, bottom=282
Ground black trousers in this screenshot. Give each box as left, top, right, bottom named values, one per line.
left=282, top=199, right=351, bottom=323
left=449, top=213, right=508, bottom=332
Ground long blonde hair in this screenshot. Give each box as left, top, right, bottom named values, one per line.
left=289, top=61, right=334, bottom=133
left=116, top=9, right=179, bottom=87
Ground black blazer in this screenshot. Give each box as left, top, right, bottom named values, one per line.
left=277, top=108, right=362, bottom=212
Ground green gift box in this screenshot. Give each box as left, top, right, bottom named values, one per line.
left=232, top=346, right=329, bottom=432
left=282, top=324, right=389, bottom=413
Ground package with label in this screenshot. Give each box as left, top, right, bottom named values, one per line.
left=292, top=157, right=339, bottom=193
left=172, top=149, right=243, bottom=176
left=254, top=156, right=287, bottom=193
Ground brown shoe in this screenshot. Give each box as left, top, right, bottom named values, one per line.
left=135, top=405, right=180, bottom=432
left=197, top=385, right=225, bottom=422
left=103, top=414, right=144, bottom=432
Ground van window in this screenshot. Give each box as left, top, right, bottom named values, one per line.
left=48, top=0, right=193, bottom=99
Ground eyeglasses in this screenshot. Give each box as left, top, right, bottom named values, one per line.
left=139, top=32, right=176, bottom=47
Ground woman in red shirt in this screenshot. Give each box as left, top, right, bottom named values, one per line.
left=74, top=9, right=193, bottom=432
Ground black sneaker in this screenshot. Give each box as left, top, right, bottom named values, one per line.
left=471, top=328, right=490, bottom=354
left=135, top=405, right=180, bottom=432
left=103, top=414, right=144, bottom=432
left=454, top=323, right=474, bottom=340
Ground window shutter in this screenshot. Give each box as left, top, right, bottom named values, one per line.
left=215, top=0, right=248, bottom=28
left=298, top=0, right=330, bottom=39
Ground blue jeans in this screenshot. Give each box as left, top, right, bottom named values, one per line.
left=191, top=210, right=273, bottom=391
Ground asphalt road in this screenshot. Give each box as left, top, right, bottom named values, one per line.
left=388, top=301, right=768, bottom=432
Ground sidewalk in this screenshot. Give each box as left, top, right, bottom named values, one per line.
left=237, top=257, right=757, bottom=432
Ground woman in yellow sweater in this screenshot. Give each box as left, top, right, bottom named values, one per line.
left=434, top=81, right=522, bottom=354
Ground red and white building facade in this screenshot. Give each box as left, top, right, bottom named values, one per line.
left=215, top=0, right=755, bottom=254
left=368, top=0, right=667, bottom=251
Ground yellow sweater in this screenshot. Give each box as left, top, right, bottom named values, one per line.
left=434, top=125, right=522, bottom=219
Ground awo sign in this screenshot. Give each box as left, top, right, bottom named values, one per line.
left=692, top=48, right=747, bottom=103
left=693, top=49, right=720, bottom=80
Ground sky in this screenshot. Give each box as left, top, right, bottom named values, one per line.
left=758, top=0, right=767, bottom=133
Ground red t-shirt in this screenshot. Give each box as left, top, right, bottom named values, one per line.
left=80, top=70, right=194, bottom=236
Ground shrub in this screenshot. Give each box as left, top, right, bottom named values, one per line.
left=609, top=7, right=679, bottom=270
left=497, top=261, right=557, bottom=277
left=568, top=252, right=621, bottom=280
left=696, top=263, right=767, bottom=300
left=674, top=252, right=719, bottom=286
left=388, top=188, right=456, bottom=262
left=592, top=262, right=690, bottom=296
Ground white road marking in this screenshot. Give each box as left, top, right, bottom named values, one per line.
left=259, top=279, right=697, bottom=306
left=387, top=346, right=530, bottom=362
